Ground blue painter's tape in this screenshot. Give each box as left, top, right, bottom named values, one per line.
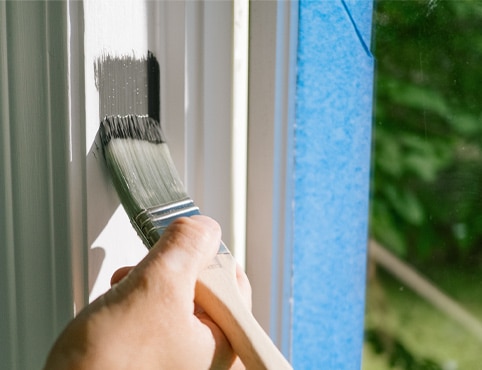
left=292, top=0, right=374, bottom=368
left=342, top=0, right=374, bottom=48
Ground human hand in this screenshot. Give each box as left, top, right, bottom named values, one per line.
left=44, top=216, right=251, bottom=370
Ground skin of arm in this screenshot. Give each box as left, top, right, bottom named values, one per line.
left=44, top=216, right=250, bottom=370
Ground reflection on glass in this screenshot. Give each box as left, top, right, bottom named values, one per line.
left=364, top=1, right=482, bottom=369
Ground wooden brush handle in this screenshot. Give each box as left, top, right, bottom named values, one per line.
left=196, top=254, right=292, bottom=370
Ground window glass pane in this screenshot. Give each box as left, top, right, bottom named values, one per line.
left=364, top=1, right=482, bottom=369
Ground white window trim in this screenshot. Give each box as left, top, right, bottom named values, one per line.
left=246, top=0, right=298, bottom=355
left=0, top=2, right=295, bottom=367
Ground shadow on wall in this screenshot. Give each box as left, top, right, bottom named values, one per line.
left=86, top=132, right=116, bottom=291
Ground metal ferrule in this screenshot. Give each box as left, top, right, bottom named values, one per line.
left=133, top=198, right=229, bottom=254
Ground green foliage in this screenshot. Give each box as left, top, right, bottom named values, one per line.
left=365, top=329, right=442, bottom=370
left=371, top=0, right=482, bottom=263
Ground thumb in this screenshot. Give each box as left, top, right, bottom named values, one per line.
left=146, top=215, right=221, bottom=280
left=112, top=215, right=221, bottom=313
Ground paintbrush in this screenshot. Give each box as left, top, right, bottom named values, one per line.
left=100, top=114, right=292, bottom=369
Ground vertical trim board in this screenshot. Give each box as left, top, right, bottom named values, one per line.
left=83, top=0, right=150, bottom=301
left=184, top=1, right=237, bottom=255
left=68, top=0, right=89, bottom=313
left=246, top=1, right=298, bottom=356
left=0, top=2, right=74, bottom=368
left=247, top=0, right=279, bottom=335
left=201, top=1, right=235, bottom=251
left=271, top=0, right=298, bottom=356
left=0, top=2, right=18, bottom=368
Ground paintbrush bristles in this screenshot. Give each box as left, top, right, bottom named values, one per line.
left=101, top=115, right=188, bottom=218
left=100, top=115, right=165, bottom=146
